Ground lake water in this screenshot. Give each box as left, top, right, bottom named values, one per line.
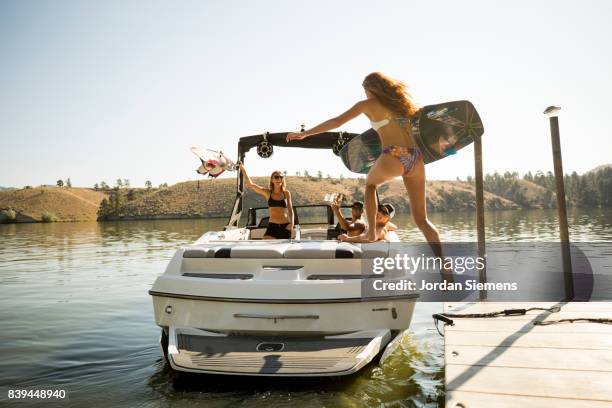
left=1, top=209, right=611, bottom=407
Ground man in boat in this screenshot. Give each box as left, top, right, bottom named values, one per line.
left=330, top=199, right=366, bottom=237
left=338, top=204, right=396, bottom=242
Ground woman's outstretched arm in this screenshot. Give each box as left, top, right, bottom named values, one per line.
left=286, top=100, right=369, bottom=142
left=238, top=163, right=268, bottom=198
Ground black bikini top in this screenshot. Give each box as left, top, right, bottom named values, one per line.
left=268, top=192, right=287, bottom=208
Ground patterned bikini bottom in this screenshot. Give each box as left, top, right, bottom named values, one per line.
left=382, top=145, right=423, bottom=174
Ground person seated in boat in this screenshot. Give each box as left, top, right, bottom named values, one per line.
left=238, top=162, right=294, bottom=239
left=338, top=204, right=393, bottom=243
left=330, top=199, right=366, bottom=237
left=382, top=203, right=398, bottom=232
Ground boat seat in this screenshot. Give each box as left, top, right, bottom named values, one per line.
left=283, top=241, right=362, bottom=259
left=183, top=241, right=391, bottom=259
left=184, top=243, right=292, bottom=259
left=229, top=242, right=293, bottom=258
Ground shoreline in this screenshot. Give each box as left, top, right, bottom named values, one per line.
left=3, top=207, right=609, bottom=224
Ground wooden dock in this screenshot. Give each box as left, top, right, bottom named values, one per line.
left=443, top=302, right=612, bottom=407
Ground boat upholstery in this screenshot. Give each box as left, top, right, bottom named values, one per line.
left=182, top=240, right=391, bottom=259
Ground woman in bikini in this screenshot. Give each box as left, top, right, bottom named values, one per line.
left=238, top=163, right=294, bottom=239
left=286, top=72, right=448, bottom=268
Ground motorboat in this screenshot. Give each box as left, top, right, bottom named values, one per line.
left=149, top=131, right=418, bottom=376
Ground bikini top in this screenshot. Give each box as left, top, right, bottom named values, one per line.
left=268, top=192, right=287, bottom=208
left=370, top=117, right=412, bottom=131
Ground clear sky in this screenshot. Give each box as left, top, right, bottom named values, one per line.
left=1, top=0, right=611, bottom=188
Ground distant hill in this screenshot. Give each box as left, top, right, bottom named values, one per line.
left=485, top=178, right=556, bottom=209
left=7, top=170, right=609, bottom=223
left=0, top=186, right=107, bottom=222
left=97, top=177, right=519, bottom=221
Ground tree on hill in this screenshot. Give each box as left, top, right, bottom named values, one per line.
left=145, top=180, right=152, bottom=190
left=56, top=179, right=64, bottom=188
left=317, top=170, right=323, bottom=180
left=123, top=179, right=130, bottom=188
left=93, top=183, right=99, bottom=190
left=98, top=198, right=111, bottom=220
left=110, top=187, right=124, bottom=213
left=65, top=178, right=72, bottom=188
left=100, top=181, right=109, bottom=190
left=304, top=170, right=310, bottom=178
left=116, top=179, right=123, bottom=188
left=529, top=167, right=612, bottom=208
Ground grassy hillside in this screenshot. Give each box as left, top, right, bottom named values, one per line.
left=105, top=180, right=238, bottom=219
left=0, top=186, right=107, bottom=222
left=4, top=164, right=610, bottom=223
left=485, top=178, right=556, bottom=209
left=0, top=176, right=567, bottom=223
left=96, top=176, right=519, bottom=221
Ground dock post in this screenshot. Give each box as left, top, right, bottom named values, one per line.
left=473, top=133, right=487, bottom=300
left=544, top=106, right=574, bottom=300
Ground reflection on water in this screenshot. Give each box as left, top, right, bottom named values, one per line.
left=0, top=209, right=610, bottom=407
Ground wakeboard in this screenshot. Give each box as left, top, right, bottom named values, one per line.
left=339, top=100, right=484, bottom=174
left=190, top=147, right=237, bottom=178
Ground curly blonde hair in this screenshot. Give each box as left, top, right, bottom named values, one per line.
left=362, top=72, right=420, bottom=118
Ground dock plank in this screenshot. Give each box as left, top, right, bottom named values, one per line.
left=445, top=302, right=612, bottom=313
left=445, top=345, right=612, bottom=371
left=446, top=331, right=612, bottom=349
left=446, top=365, right=612, bottom=401
left=445, top=319, right=612, bottom=334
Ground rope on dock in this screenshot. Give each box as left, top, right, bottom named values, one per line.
left=432, top=306, right=561, bottom=336
left=535, top=318, right=612, bottom=326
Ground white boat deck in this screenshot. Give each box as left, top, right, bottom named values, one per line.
left=443, top=302, right=612, bottom=408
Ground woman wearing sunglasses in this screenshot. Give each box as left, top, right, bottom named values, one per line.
left=238, top=163, right=294, bottom=239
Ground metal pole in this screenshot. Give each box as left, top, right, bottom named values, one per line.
left=544, top=106, right=574, bottom=300
left=474, top=134, right=487, bottom=300
left=226, top=147, right=246, bottom=228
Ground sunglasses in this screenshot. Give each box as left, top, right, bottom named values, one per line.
left=272, top=175, right=284, bottom=180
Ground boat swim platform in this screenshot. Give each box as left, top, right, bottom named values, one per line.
left=442, top=302, right=612, bottom=408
